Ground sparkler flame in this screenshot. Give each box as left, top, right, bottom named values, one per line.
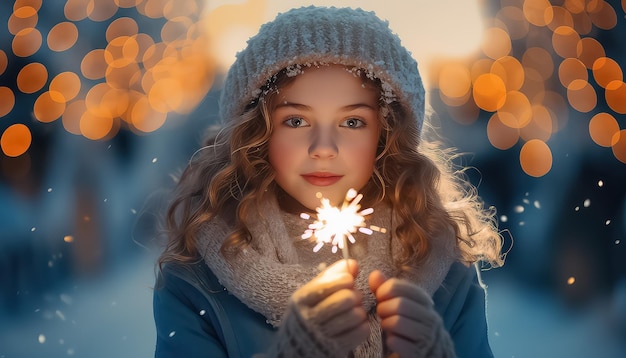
left=300, top=188, right=386, bottom=259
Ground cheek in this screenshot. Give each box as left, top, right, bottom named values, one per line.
left=268, top=136, right=295, bottom=171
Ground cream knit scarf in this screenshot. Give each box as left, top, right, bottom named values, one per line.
left=196, top=194, right=457, bottom=357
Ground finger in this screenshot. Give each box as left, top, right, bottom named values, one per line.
left=316, top=297, right=368, bottom=337
left=368, top=270, right=387, bottom=294
left=323, top=258, right=359, bottom=279
left=380, top=315, right=427, bottom=342
left=334, top=318, right=370, bottom=346
left=311, top=288, right=363, bottom=325
left=294, top=260, right=358, bottom=306
left=385, top=332, right=429, bottom=358
left=374, top=278, right=433, bottom=307
left=376, top=297, right=426, bottom=320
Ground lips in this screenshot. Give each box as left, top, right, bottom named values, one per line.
left=301, top=172, right=343, bottom=186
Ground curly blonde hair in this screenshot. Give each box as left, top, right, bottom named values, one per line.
left=158, top=67, right=504, bottom=270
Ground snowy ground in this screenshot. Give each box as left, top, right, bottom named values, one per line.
left=1, top=253, right=625, bottom=358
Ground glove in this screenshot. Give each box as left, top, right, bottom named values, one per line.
left=369, top=270, right=456, bottom=357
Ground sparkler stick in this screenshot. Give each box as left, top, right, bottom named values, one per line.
left=300, top=188, right=386, bottom=260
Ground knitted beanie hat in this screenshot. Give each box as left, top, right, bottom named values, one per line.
left=219, top=6, right=425, bottom=134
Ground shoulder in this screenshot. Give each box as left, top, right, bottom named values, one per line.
left=433, top=262, right=486, bottom=318
left=157, top=260, right=224, bottom=294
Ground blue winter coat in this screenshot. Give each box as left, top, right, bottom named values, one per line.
left=153, top=259, right=494, bottom=358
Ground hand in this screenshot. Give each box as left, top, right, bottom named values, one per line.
left=292, top=259, right=370, bottom=348
left=369, top=270, right=445, bottom=357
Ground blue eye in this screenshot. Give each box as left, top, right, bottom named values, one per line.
left=341, top=118, right=365, bottom=128
left=284, top=116, right=308, bottom=128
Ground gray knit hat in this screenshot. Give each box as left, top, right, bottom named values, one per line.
left=219, top=6, right=425, bottom=134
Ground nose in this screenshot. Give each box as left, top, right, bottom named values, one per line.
left=309, top=127, right=338, bottom=159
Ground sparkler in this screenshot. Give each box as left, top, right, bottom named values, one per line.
left=300, top=188, right=387, bottom=260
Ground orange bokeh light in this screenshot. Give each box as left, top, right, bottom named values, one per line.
left=64, top=0, right=88, bottom=21
left=523, top=0, right=553, bottom=26
left=80, top=110, right=115, bottom=140
left=106, top=17, right=139, bottom=42
left=12, top=27, right=42, bottom=57
left=612, top=129, right=626, bottom=164
left=605, top=80, right=626, bottom=114
left=48, top=22, right=79, bottom=52
left=1, top=124, right=32, bottom=157
left=589, top=112, right=620, bottom=147
left=81, top=49, right=108, bottom=80
left=439, top=63, right=472, bottom=100
left=0, top=50, right=7, bottom=76
left=62, top=100, right=87, bottom=135
left=0, top=87, right=16, bottom=117
left=588, top=1, right=618, bottom=30
left=491, top=56, right=525, bottom=91
left=87, top=0, right=119, bottom=22
left=566, top=79, right=597, bottom=113
left=547, top=5, right=574, bottom=31
left=577, top=37, right=605, bottom=69
left=8, top=10, right=38, bottom=35
left=49, top=71, right=82, bottom=103
left=34, top=91, right=66, bottom=123
left=16, top=62, right=48, bottom=94
left=481, top=27, right=511, bottom=60
left=522, top=47, right=554, bottom=81
left=473, top=73, right=507, bottom=112
left=14, top=0, right=42, bottom=12
left=520, top=139, right=553, bottom=177
left=130, top=95, right=168, bottom=133
left=520, top=105, right=553, bottom=142
left=592, top=57, right=623, bottom=88
left=552, top=26, right=580, bottom=59
left=498, top=90, right=533, bottom=129
left=487, top=113, right=520, bottom=150
left=558, top=58, right=587, bottom=87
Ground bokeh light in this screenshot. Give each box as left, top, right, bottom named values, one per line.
left=1, top=0, right=215, bottom=158
left=431, top=0, right=626, bottom=175
left=2, top=0, right=625, bottom=173
left=1, top=123, right=32, bottom=157
left=520, top=139, right=553, bottom=177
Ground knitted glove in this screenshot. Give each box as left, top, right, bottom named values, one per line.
left=265, top=259, right=370, bottom=357
left=369, top=270, right=456, bottom=357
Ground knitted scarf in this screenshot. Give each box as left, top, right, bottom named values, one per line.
left=196, top=194, right=457, bottom=357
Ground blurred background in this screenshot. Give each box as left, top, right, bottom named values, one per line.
left=1, top=0, right=625, bottom=357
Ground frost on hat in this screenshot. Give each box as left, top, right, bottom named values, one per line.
left=218, top=6, right=425, bottom=134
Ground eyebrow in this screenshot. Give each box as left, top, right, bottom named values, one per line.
left=273, top=101, right=377, bottom=111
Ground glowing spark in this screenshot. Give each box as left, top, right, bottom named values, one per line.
left=301, top=188, right=386, bottom=259
left=567, top=277, right=575, bottom=285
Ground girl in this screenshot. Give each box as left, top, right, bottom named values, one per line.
left=153, top=6, right=504, bottom=358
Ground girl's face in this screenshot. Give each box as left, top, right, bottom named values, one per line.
left=268, top=65, right=381, bottom=210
